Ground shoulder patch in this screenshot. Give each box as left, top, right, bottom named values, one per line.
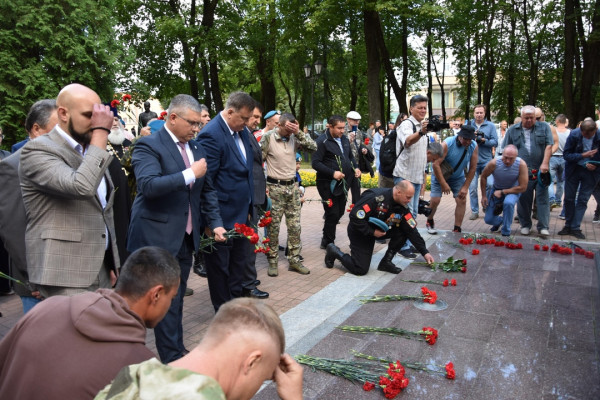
left=404, top=213, right=417, bottom=228
left=356, top=210, right=366, bottom=219
left=362, top=204, right=371, bottom=213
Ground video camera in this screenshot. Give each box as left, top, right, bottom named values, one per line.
left=418, top=199, right=432, bottom=217
left=475, top=129, right=485, bottom=143
left=426, top=115, right=450, bottom=132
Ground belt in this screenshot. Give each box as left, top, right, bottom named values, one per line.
left=551, top=154, right=563, bottom=157
left=267, top=177, right=295, bottom=186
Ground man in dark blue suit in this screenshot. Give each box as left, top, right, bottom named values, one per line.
left=127, top=94, right=225, bottom=363
left=197, top=91, right=256, bottom=311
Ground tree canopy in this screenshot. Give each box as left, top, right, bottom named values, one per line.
left=1, top=0, right=599, bottom=150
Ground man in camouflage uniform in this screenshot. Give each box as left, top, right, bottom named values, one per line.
left=95, top=298, right=304, bottom=400
left=325, top=181, right=434, bottom=275
left=260, top=112, right=317, bottom=276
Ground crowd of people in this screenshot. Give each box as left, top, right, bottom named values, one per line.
left=0, top=83, right=599, bottom=398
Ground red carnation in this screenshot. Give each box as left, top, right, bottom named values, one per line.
left=467, top=238, right=473, bottom=244
left=472, top=249, right=479, bottom=255
left=586, top=251, right=595, bottom=259
left=110, top=99, right=120, bottom=108
left=363, top=381, right=375, bottom=391
left=346, top=204, right=354, bottom=212
left=451, top=278, right=457, bottom=286
left=364, top=138, right=370, bottom=145
left=542, top=245, right=549, bottom=251
left=122, top=94, right=132, bottom=101
left=445, top=362, right=456, bottom=380
left=327, top=198, right=333, bottom=208
left=443, top=279, right=449, bottom=287
left=462, top=259, right=467, bottom=265
left=262, top=238, right=270, bottom=243
left=516, top=243, right=523, bottom=249
left=534, top=244, right=540, bottom=251
left=461, top=266, right=467, bottom=273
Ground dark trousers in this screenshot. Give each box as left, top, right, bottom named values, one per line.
left=0, top=238, right=10, bottom=293
left=205, top=236, right=249, bottom=311
left=242, top=206, right=261, bottom=290
left=154, top=233, right=193, bottom=363
left=340, top=226, right=407, bottom=276
left=318, top=189, right=346, bottom=245
left=564, top=168, right=597, bottom=230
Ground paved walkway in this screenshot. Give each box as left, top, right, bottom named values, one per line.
left=0, top=184, right=599, bottom=399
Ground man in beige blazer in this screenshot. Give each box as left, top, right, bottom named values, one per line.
left=19, top=84, right=119, bottom=298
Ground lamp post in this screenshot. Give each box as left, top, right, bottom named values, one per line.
left=304, top=60, right=322, bottom=137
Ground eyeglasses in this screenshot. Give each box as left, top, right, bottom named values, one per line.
left=535, top=116, right=541, bottom=121
left=177, top=115, right=201, bottom=128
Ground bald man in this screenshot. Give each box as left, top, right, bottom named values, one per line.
left=19, top=83, right=120, bottom=298
left=96, top=298, right=304, bottom=400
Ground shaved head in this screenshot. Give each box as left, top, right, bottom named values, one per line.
left=56, top=84, right=102, bottom=145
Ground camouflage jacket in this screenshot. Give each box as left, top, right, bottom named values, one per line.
left=95, top=358, right=226, bottom=400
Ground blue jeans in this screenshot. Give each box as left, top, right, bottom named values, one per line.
left=469, top=164, right=493, bottom=214
left=374, top=148, right=380, bottom=169
left=21, top=296, right=42, bottom=314
left=548, top=156, right=565, bottom=204
left=564, top=167, right=597, bottom=231
left=393, top=176, right=421, bottom=251
left=484, top=192, right=520, bottom=236
left=517, top=179, right=550, bottom=230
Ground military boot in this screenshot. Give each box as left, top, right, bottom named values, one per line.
left=288, top=264, right=310, bottom=275
left=268, top=260, right=279, bottom=277
left=377, top=249, right=402, bottom=274
left=325, top=243, right=344, bottom=268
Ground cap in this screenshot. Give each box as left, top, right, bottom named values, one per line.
left=346, top=111, right=361, bottom=120
left=296, top=152, right=302, bottom=162
left=457, top=125, right=476, bottom=140
left=148, top=119, right=165, bottom=134
left=264, top=110, right=280, bottom=120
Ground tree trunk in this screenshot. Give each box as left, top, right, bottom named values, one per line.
left=426, top=34, right=433, bottom=117
left=363, top=4, right=382, bottom=125
left=433, top=42, right=447, bottom=121
left=399, top=18, right=409, bottom=115
left=507, top=0, right=517, bottom=122
left=201, top=57, right=212, bottom=111
left=348, top=14, right=358, bottom=113
left=464, top=37, right=472, bottom=122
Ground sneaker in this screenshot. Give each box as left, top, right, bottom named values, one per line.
left=426, top=219, right=437, bottom=234
left=490, top=223, right=502, bottom=233
left=593, top=214, right=600, bottom=223
left=558, top=215, right=565, bottom=220
left=571, top=230, right=586, bottom=240
left=539, top=229, right=550, bottom=238
left=550, top=202, right=560, bottom=210
left=520, top=227, right=530, bottom=235
left=469, top=212, right=479, bottom=220
left=399, top=249, right=417, bottom=259
left=184, top=287, right=194, bottom=296
left=557, top=227, right=571, bottom=236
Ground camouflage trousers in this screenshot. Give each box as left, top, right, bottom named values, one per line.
left=266, top=182, right=302, bottom=267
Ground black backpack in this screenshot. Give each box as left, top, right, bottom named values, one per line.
left=379, top=120, right=416, bottom=176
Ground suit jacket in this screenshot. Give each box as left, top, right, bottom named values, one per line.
left=127, top=127, right=222, bottom=255
left=11, top=138, right=29, bottom=154
left=0, top=150, right=30, bottom=296
left=563, top=127, right=600, bottom=179
left=249, top=132, right=266, bottom=208
left=198, top=113, right=254, bottom=228
left=19, top=129, right=120, bottom=287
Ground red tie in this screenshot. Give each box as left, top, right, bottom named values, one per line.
left=177, top=142, right=193, bottom=234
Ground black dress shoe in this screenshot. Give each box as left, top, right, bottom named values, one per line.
left=557, top=227, right=571, bottom=235
left=193, top=264, right=207, bottom=277
left=243, top=288, right=269, bottom=299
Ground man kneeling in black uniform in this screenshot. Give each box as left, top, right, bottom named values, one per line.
left=325, top=181, right=434, bottom=275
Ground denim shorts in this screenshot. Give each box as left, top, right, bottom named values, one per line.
left=430, top=174, right=466, bottom=198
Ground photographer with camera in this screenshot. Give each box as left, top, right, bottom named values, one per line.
left=391, top=95, right=441, bottom=259
left=479, top=145, right=528, bottom=236
left=467, top=104, right=498, bottom=221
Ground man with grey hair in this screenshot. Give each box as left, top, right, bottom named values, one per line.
left=198, top=91, right=257, bottom=312
left=128, top=94, right=225, bottom=362
left=11, top=99, right=58, bottom=153
left=0, top=99, right=58, bottom=310
left=502, top=105, right=553, bottom=237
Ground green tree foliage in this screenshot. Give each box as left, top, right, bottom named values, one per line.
left=0, top=0, right=123, bottom=147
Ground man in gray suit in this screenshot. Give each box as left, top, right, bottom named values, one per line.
left=19, top=84, right=119, bottom=298
left=0, top=99, right=58, bottom=311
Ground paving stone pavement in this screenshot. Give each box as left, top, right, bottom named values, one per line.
left=1, top=183, right=599, bottom=399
